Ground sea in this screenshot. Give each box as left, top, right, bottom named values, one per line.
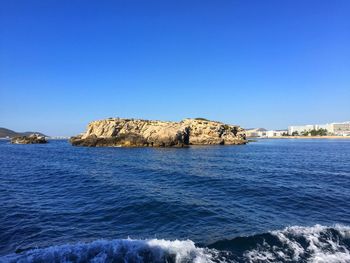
left=0, top=139, right=350, bottom=263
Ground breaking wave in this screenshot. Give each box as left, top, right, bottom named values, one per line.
left=209, top=224, right=350, bottom=262
left=0, top=239, right=215, bottom=263
left=2, top=225, right=350, bottom=263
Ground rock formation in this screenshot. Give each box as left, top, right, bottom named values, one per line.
left=70, top=118, right=246, bottom=147
left=11, top=134, right=47, bottom=144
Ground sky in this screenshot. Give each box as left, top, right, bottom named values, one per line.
left=0, top=0, right=349, bottom=136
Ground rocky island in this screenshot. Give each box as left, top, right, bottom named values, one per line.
left=11, top=134, right=47, bottom=144
left=70, top=118, right=246, bottom=147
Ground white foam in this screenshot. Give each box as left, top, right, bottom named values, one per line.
left=1, top=238, right=216, bottom=263
left=245, top=224, right=350, bottom=263
left=2, top=225, right=350, bottom=263
left=277, top=225, right=350, bottom=263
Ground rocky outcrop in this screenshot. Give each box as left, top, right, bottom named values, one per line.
left=182, top=119, right=245, bottom=145
left=11, top=134, right=47, bottom=144
left=70, top=118, right=246, bottom=147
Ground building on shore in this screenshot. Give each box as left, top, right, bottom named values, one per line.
left=331, top=122, right=350, bottom=136
left=245, top=128, right=267, bottom=137
left=246, top=121, right=350, bottom=138
left=288, top=121, right=350, bottom=136
left=245, top=128, right=288, bottom=138
left=288, top=125, right=317, bottom=135
left=266, top=130, right=288, bottom=137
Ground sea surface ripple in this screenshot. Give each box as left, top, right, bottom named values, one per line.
left=0, top=139, right=350, bottom=262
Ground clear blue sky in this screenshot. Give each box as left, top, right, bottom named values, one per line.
left=1, top=0, right=349, bottom=136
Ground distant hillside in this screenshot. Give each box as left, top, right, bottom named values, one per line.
left=0, top=128, right=47, bottom=138
left=0, top=128, right=18, bottom=138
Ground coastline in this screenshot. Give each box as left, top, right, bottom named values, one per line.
left=251, top=136, right=350, bottom=139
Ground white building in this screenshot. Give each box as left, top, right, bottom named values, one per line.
left=288, top=121, right=350, bottom=136
left=329, top=122, right=350, bottom=136
left=246, top=128, right=288, bottom=138
left=245, top=128, right=267, bottom=137
left=288, top=125, right=315, bottom=135
left=266, top=130, right=288, bottom=137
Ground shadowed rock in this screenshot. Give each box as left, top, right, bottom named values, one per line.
left=11, top=134, right=47, bottom=144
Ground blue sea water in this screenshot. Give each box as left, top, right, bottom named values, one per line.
left=0, top=139, right=350, bottom=262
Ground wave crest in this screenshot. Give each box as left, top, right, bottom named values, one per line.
left=211, top=224, right=350, bottom=262
left=1, top=239, right=215, bottom=263
left=2, top=225, right=350, bottom=263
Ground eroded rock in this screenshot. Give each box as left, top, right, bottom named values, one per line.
left=70, top=118, right=246, bottom=147
left=11, top=134, right=47, bottom=144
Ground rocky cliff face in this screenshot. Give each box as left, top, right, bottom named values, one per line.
left=70, top=118, right=246, bottom=147
left=11, top=134, right=47, bottom=144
